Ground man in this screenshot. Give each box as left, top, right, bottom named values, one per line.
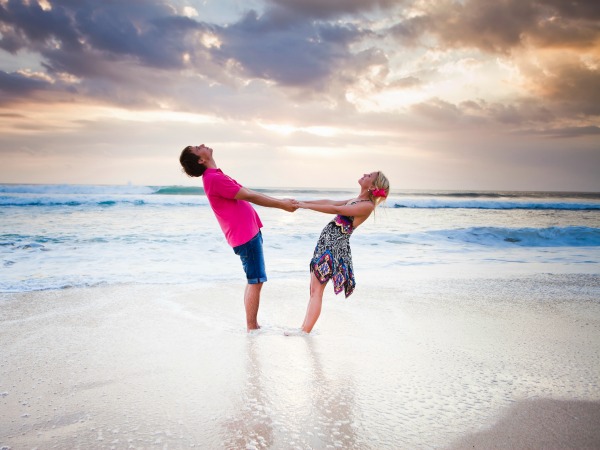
left=179, top=144, right=296, bottom=331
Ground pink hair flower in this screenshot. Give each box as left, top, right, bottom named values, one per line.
left=372, top=188, right=387, bottom=198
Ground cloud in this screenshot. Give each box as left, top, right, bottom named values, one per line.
left=382, top=0, right=600, bottom=125
left=0, top=69, right=50, bottom=91
left=538, top=0, right=600, bottom=46
left=389, top=16, right=427, bottom=46
left=0, top=0, right=209, bottom=73
left=0, top=0, right=81, bottom=53
left=211, top=10, right=367, bottom=88
left=0, top=0, right=598, bottom=146
left=407, top=97, right=557, bottom=131
left=527, top=125, right=600, bottom=138
left=0, top=69, right=55, bottom=103
left=395, top=0, right=600, bottom=53
left=263, top=0, right=401, bottom=19
left=0, top=0, right=395, bottom=110
left=523, top=57, right=600, bottom=116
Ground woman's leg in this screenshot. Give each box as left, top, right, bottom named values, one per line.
left=301, top=272, right=327, bottom=333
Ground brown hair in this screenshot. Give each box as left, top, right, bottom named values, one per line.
left=179, top=146, right=206, bottom=177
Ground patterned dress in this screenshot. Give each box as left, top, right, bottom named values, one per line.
left=309, top=200, right=370, bottom=298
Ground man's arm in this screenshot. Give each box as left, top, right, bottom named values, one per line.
left=235, top=187, right=297, bottom=212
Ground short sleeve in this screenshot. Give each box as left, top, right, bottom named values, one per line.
left=212, top=173, right=242, bottom=199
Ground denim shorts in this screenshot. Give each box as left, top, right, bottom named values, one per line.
left=233, top=232, right=267, bottom=284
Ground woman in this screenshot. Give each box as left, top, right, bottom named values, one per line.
left=297, top=171, right=390, bottom=333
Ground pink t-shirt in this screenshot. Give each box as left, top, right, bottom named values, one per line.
left=202, top=168, right=263, bottom=247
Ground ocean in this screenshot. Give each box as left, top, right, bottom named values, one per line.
left=1, top=184, right=599, bottom=293
left=2, top=184, right=600, bottom=449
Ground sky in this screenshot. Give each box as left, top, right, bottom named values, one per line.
left=0, top=0, right=599, bottom=191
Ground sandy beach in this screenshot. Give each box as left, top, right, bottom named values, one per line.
left=1, top=275, right=599, bottom=449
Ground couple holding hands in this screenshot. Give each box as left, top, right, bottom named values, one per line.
left=180, top=144, right=390, bottom=333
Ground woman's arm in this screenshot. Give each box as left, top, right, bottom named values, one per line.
left=299, top=200, right=373, bottom=217
left=301, top=199, right=348, bottom=206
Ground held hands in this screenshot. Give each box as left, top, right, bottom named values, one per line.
left=282, top=198, right=300, bottom=212
left=281, top=199, right=307, bottom=212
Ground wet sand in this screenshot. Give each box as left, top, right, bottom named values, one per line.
left=1, top=275, right=599, bottom=449
left=448, top=398, right=600, bottom=449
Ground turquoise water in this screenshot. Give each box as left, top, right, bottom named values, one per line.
left=1, top=184, right=599, bottom=292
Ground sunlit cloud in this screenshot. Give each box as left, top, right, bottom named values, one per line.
left=106, top=109, right=223, bottom=125
left=199, top=31, right=222, bottom=49
left=0, top=103, right=222, bottom=137
left=286, top=146, right=340, bottom=158
left=36, top=0, right=51, bottom=10
left=182, top=6, right=199, bottom=18
left=259, top=122, right=339, bottom=137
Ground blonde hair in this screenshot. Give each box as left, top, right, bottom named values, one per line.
left=368, top=171, right=390, bottom=207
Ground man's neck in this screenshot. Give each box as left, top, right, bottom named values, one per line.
left=204, top=158, right=218, bottom=169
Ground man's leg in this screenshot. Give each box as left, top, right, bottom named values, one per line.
left=233, top=232, right=267, bottom=332
left=245, top=282, right=263, bottom=331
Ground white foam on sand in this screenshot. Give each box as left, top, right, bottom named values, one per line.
left=1, top=275, right=599, bottom=449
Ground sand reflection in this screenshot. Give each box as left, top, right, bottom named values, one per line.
left=221, top=336, right=274, bottom=449
left=301, top=337, right=360, bottom=449
left=220, top=335, right=360, bottom=449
